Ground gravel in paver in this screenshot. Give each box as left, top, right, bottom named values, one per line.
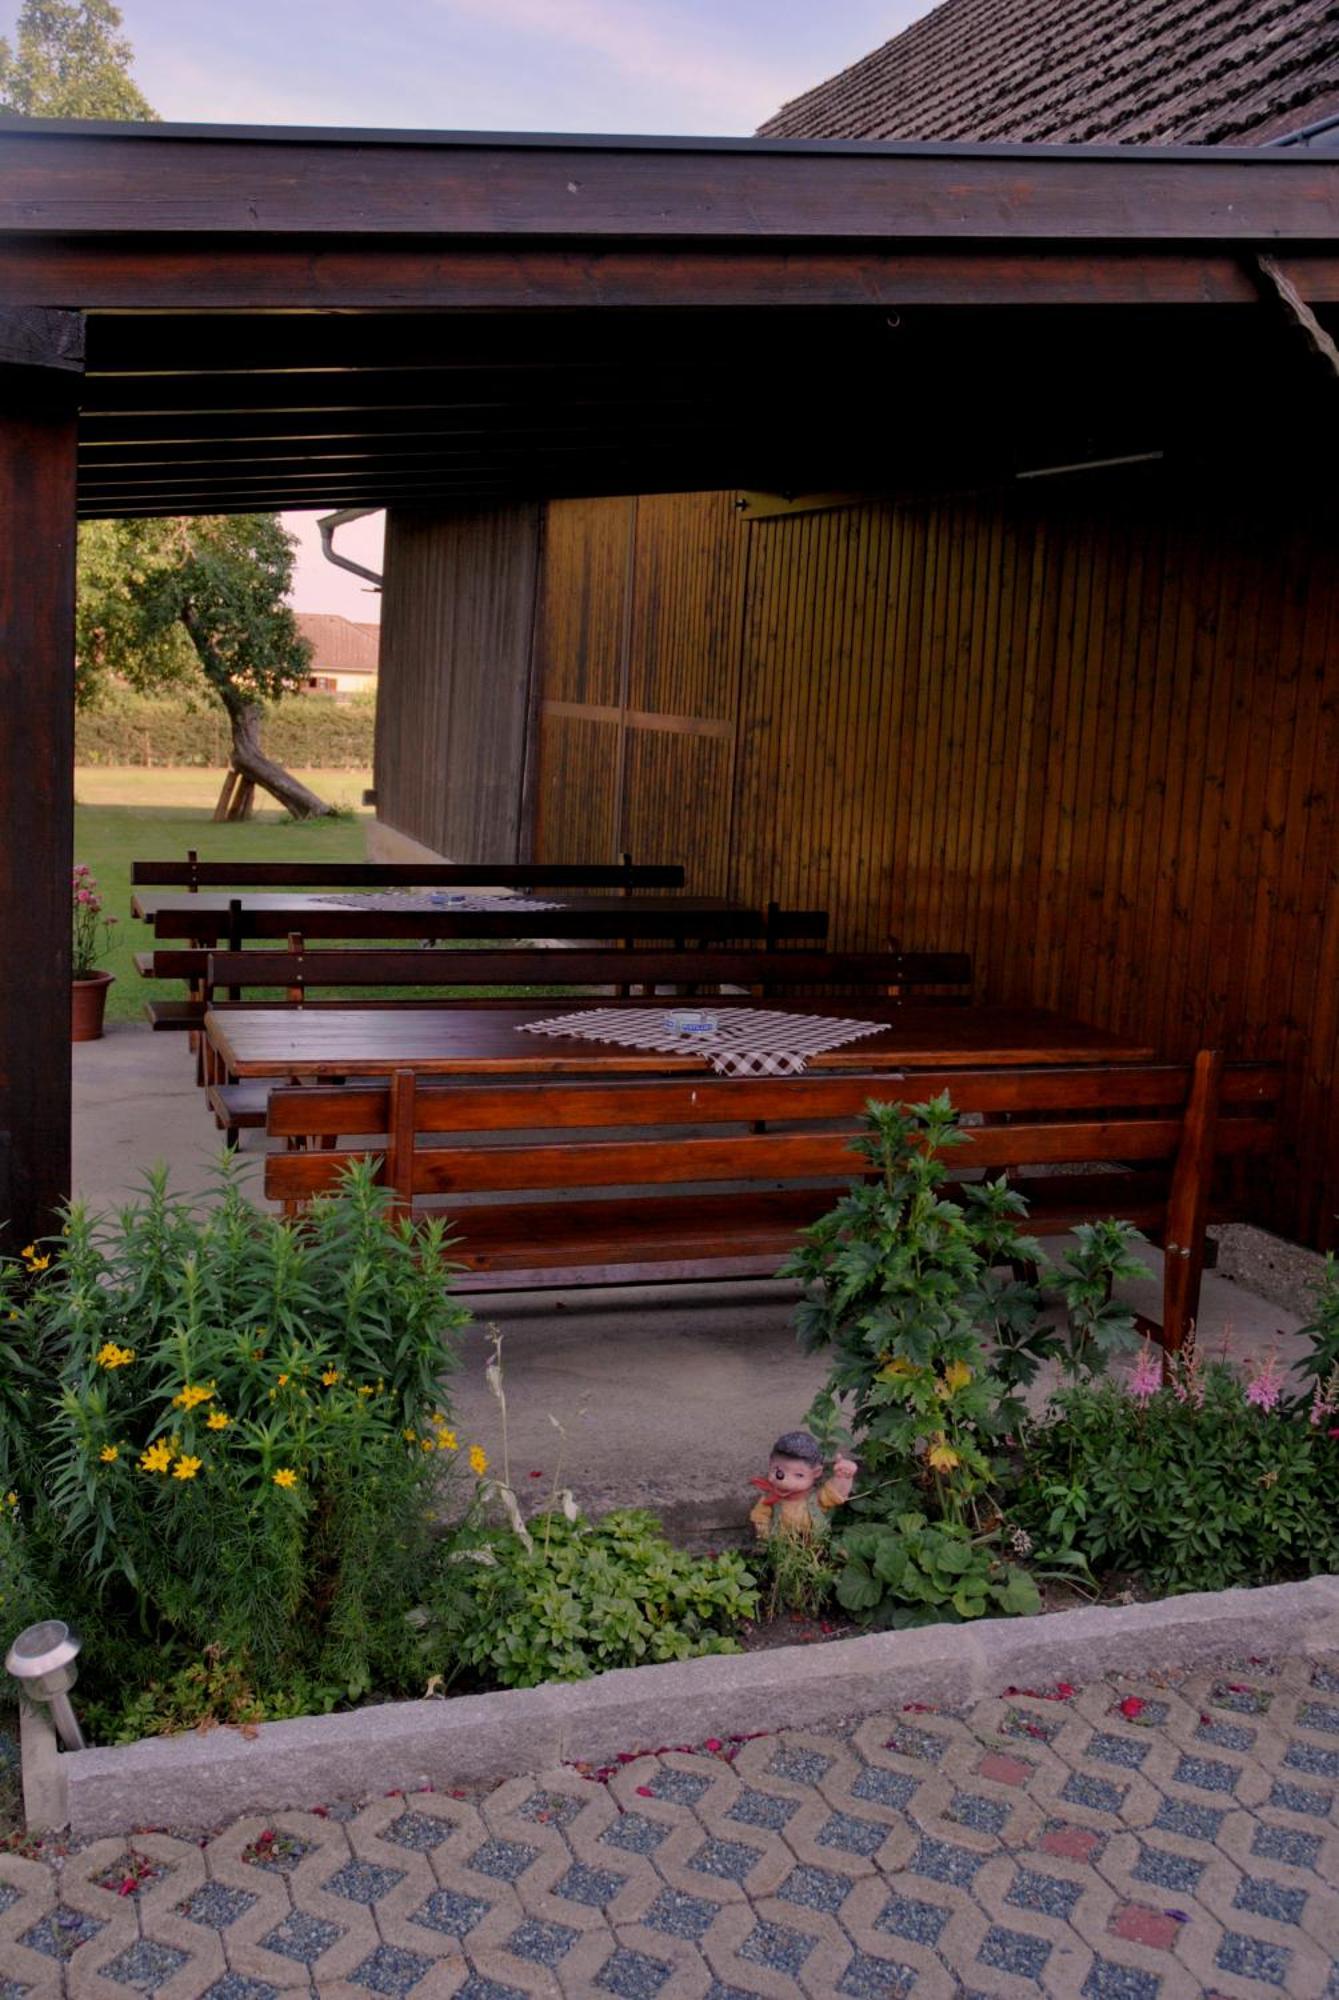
left=1173, top=1753, right=1240, bottom=1794
left=198, top=1981, right=280, bottom=2000
left=1234, top=1873, right=1308, bottom=1924
left=1082, top=1960, right=1161, bottom=2000
left=851, top=1767, right=919, bottom=1810
left=349, top=1944, right=436, bottom=1995
left=1006, top=1865, right=1084, bottom=1918
left=600, top=1810, right=669, bottom=1854
left=880, top=1725, right=947, bottom=1762
left=837, top=1950, right=916, bottom=1997
left=454, top=1976, right=531, bottom=2000
left=505, top=1918, right=580, bottom=1965
left=645, top=1769, right=710, bottom=1806
left=382, top=1810, right=455, bottom=1851
left=325, top=1859, right=407, bottom=1903
left=259, top=1912, right=344, bottom=1965
left=778, top=1863, right=853, bottom=1913
left=20, top=1906, right=105, bottom=1960
left=687, top=1838, right=761, bottom=1883
left=467, top=1839, right=539, bottom=1882
left=1131, top=1843, right=1205, bottom=1891
left=908, top=1835, right=985, bottom=1886
left=875, top=1890, right=950, bottom=1945
left=738, top=1919, right=814, bottom=1975
left=642, top=1889, right=721, bottom=1941
left=818, top=1810, right=889, bottom=1856
left=1269, top=1779, right=1334, bottom=1816
left=1284, top=1739, right=1339, bottom=1778
left=1152, top=1797, right=1225, bottom=1841
left=1216, top=1930, right=1293, bottom=1986
left=0, top=1981, right=25, bottom=2000
left=408, top=1889, right=490, bottom=1938
left=1087, top=1731, right=1150, bottom=1770
left=553, top=1861, right=627, bottom=1907
left=177, top=1882, right=259, bottom=1928
left=727, top=1787, right=797, bottom=1830
left=979, top=1922, right=1052, bottom=1980
left=594, top=1946, right=674, bottom=1997
left=768, top=1746, right=832, bottom=1785
left=949, top=1789, right=1011, bottom=1834
left=1061, top=1771, right=1127, bottom=1814
left=1299, top=1700, right=1339, bottom=1733
left=0, top=1884, right=18, bottom=1916
left=1196, top=1717, right=1256, bottom=1752
left=99, top=1942, right=190, bottom=1993
left=1252, top=1823, right=1323, bottom=1868
left=519, top=1790, right=584, bottom=1829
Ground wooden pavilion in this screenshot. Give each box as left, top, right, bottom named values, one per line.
left=1, top=118, right=1338, bottom=1250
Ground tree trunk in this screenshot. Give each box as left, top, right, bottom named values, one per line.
left=228, top=701, right=338, bottom=819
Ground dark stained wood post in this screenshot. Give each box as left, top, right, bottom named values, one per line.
left=0, top=309, right=84, bottom=1250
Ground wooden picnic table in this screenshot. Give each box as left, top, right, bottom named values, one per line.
left=131, top=890, right=742, bottom=924
left=204, top=1001, right=1156, bottom=1081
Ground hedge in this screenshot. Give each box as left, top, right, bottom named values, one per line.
left=76, top=691, right=375, bottom=769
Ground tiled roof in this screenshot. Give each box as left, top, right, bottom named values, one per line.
left=295, top=612, right=379, bottom=674
left=760, top=0, right=1339, bottom=146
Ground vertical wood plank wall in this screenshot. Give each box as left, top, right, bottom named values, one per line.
left=531, top=478, right=1339, bottom=1247
left=376, top=503, right=541, bottom=862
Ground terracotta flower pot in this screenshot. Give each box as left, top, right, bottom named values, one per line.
left=71, top=971, right=115, bottom=1042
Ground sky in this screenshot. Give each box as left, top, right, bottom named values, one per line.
left=7, top=0, right=935, bottom=615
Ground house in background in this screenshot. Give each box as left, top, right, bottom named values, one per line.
left=295, top=612, right=379, bottom=700
left=367, top=0, right=1339, bottom=1250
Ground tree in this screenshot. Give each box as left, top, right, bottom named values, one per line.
left=77, top=516, right=337, bottom=821
left=0, top=0, right=157, bottom=120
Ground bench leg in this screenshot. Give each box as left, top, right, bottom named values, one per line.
left=1161, top=1050, right=1222, bottom=1353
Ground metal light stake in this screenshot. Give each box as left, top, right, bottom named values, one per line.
left=5, top=1620, right=86, bottom=1750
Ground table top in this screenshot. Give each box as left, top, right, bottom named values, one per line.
left=205, top=1001, right=1157, bottom=1078
left=132, top=890, right=742, bottom=921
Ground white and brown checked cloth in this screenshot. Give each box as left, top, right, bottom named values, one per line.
left=517, top=1005, right=886, bottom=1076
left=313, top=891, right=562, bottom=913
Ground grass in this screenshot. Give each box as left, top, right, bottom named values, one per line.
left=76, top=766, right=371, bottom=813
left=74, top=780, right=374, bottom=1022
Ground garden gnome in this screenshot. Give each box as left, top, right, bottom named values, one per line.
left=750, top=1430, right=858, bottom=1541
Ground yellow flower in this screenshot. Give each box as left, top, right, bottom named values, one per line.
left=926, top=1437, right=961, bottom=1474
left=19, top=1245, right=35, bottom=1261
left=96, top=1342, right=135, bottom=1370
left=99, top=1445, right=119, bottom=1463
left=420, top=1437, right=435, bottom=1453
left=321, top=1367, right=340, bottom=1387
left=277, top=1373, right=290, bottom=1387
left=25, top=1255, right=49, bottom=1273
left=7, top=1310, right=18, bottom=1322
left=434, top=1427, right=458, bottom=1453
left=877, top=1357, right=918, bottom=1380
left=4, top=1491, right=17, bottom=1509
left=140, top=1441, right=173, bottom=1474
left=357, top=1385, right=373, bottom=1399
left=273, top=1467, right=298, bottom=1489
left=403, top=1428, right=418, bottom=1444
left=938, top=1360, right=973, bottom=1398
left=206, top=1411, right=230, bottom=1431
left=172, top=1383, right=214, bottom=1411
left=468, top=1445, right=488, bottom=1477
left=172, top=1455, right=203, bottom=1481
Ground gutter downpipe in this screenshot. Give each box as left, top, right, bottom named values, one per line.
left=317, top=506, right=384, bottom=589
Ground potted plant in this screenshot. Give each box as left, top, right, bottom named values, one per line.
left=71, top=863, right=118, bottom=1041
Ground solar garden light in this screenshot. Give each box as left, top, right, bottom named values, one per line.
left=5, top=1620, right=86, bottom=1750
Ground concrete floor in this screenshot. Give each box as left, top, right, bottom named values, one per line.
left=74, top=1023, right=1316, bottom=1540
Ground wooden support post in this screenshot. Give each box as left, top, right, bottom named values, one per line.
left=0, top=310, right=84, bottom=1251
left=388, top=1068, right=417, bottom=1215
left=1161, top=1048, right=1223, bottom=1353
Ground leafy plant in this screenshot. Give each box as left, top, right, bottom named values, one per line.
left=429, top=1509, right=758, bottom=1689
left=1015, top=1364, right=1339, bottom=1594
left=1052, top=1221, right=1149, bottom=1378
left=71, top=863, right=118, bottom=977
left=835, top=1513, right=1040, bottom=1627
left=1297, top=1253, right=1339, bottom=1420
left=755, top=1527, right=840, bottom=1621
left=0, top=1158, right=477, bottom=1729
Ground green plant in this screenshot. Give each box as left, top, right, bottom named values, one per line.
left=782, top=1095, right=1051, bottom=1529
left=756, top=1528, right=840, bottom=1621
left=1297, top=1253, right=1339, bottom=1420
left=71, top=863, right=118, bottom=977
left=835, top=1513, right=1040, bottom=1627
left=1052, top=1221, right=1149, bottom=1378
left=0, top=1158, right=476, bottom=1728
left=429, top=1508, right=758, bottom=1689
left=1015, top=1364, right=1339, bottom=1594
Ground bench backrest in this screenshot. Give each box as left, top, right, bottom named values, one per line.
left=203, top=945, right=971, bottom=1000
left=265, top=1056, right=1278, bottom=1207
left=153, top=902, right=827, bottom=947
left=133, top=850, right=684, bottom=892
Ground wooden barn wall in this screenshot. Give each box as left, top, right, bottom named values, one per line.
left=531, top=479, right=1339, bottom=1247
left=376, top=503, right=542, bottom=861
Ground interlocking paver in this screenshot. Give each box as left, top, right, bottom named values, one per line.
left=6, top=1652, right=1339, bottom=1998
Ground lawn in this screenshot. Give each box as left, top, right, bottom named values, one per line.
left=75, top=783, right=373, bottom=1022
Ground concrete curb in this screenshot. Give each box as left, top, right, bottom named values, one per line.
left=51, top=1574, right=1339, bottom=1837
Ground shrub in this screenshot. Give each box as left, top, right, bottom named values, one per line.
left=0, top=1160, right=471, bottom=1729
left=836, top=1514, right=1040, bottom=1627
left=429, top=1508, right=758, bottom=1689
left=1015, top=1358, right=1339, bottom=1595
left=75, top=687, right=374, bottom=769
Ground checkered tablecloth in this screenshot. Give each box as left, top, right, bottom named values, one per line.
left=314, top=891, right=562, bottom=913
left=517, top=1005, right=886, bottom=1075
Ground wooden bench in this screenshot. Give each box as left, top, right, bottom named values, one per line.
left=195, top=945, right=969, bottom=1133
left=131, top=849, right=686, bottom=893
left=262, top=1051, right=1280, bottom=1350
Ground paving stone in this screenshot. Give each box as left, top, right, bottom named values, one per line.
left=408, top=1887, right=492, bottom=1938
left=175, top=1883, right=257, bottom=1929
left=593, top=1945, right=674, bottom=1997
left=97, top=1940, right=190, bottom=1992
left=348, top=1944, right=436, bottom=1995
left=979, top=1921, right=1052, bottom=1980
left=504, top=1917, right=580, bottom=1964
left=836, top=1949, right=916, bottom=1997
left=977, top=1753, right=1035, bottom=1788
left=1215, top=1929, right=1293, bottom=1986
left=325, top=1860, right=407, bottom=1905
left=1038, top=1821, right=1108, bottom=1864
left=1251, top=1824, right=1323, bottom=1869
left=1233, top=1873, right=1308, bottom=1924
left=1108, top=1902, right=1183, bottom=1952
left=1005, top=1865, right=1084, bottom=1919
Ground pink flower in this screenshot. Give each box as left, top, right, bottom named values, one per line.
left=1244, top=1351, right=1284, bottom=1413
left=1127, top=1344, right=1163, bottom=1407
left=73, top=864, right=90, bottom=878
left=76, top=888, right=91, bottom=905
left=1118, top=1696, right=1145, bottom=1719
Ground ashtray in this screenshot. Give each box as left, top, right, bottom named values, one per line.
left=664, top=1009, right=720, bottom=1037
